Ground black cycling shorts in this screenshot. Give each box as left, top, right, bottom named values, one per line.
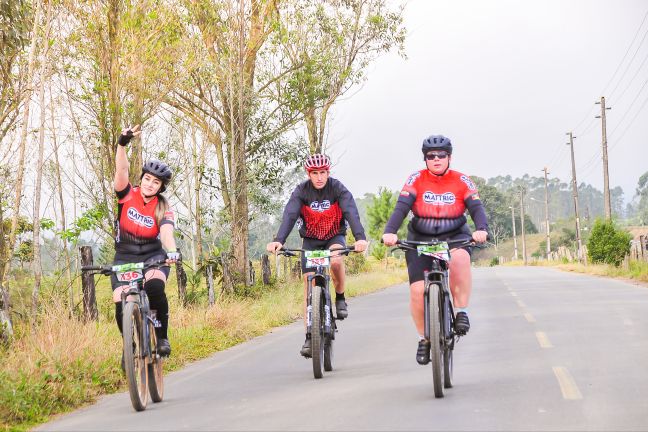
left=111, top=249, right=169, bottom=290
left=300, top=234, right=346, bottom=273
left=405, top=224, right=473, bottom=284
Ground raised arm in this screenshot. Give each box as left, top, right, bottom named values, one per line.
left=114, top=125, right=141, bottom=192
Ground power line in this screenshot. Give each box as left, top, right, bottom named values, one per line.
left=601, top=8, right=648, bottom=97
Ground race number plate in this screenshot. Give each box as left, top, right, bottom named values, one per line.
left=417, top=243, right=450, bottom=261
left=305, top=250, right=331, bottom=268
left=113, top=262, right=145, bottom=282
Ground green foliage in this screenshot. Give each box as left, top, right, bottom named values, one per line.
left=345, top=251, right=368, bottom=275
left=587, top=218, right=632, bottom=267
left=14, top=240, right=33, bottom=267
left=366, top=187, right=407, bottom=239
left=59, top=204, right=110, bottom=244
left=370, top=242, right=387, bottom=260
left=489, top=256, right=499, bottom=267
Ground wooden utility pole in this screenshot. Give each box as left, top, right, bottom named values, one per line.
left=566, top=132, right=584, bottom=261
left=509, top=206, right=519, bottom=260
left=519, top=187, right=527, bottom=265
left=595, top=96, right=612, bottom=219
left=542, top=167, right=551, bottom=259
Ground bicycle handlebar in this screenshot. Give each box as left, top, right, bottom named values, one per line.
left=277, top=247, right=357, bottom=257
left=81, top=259, right=169, bottom=276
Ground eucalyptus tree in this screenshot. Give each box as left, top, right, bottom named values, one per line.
left=180, top=0, right=306, bottom=285
left=279, top=0, right=405, bottom=153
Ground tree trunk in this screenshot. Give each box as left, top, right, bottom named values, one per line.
left=31, top=0, right=53, bottom=318
left=51, top=83, right=74, bottom=316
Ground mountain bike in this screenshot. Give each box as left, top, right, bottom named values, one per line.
left=279, top=247, right=355, bottom=379
left=81, top=259, right=168, bottom=411
left=392, top=238, right=475, bottom=398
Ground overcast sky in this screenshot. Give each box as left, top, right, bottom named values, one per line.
left=328, top=0, right=648, bottom=204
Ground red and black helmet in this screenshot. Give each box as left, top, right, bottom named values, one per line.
left=303, top=153, right=332, bottom=172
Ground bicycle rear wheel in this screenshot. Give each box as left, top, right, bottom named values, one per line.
left=123, top=302, right=149, bottom=411
left=443, top=294, right=454, bottom=389
left=428, top=282, right=445, bottom=398
left=147, top=319, right=164, bottom=403
left=324, top=320, right=334, bottom=372
left=311, top=287, right=325, bottom=379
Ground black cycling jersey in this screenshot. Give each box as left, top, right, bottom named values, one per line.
left=274, top=177, right=366, bottom=243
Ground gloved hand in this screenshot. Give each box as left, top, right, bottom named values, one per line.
left=166, top=250, right=181, bottom=262
left=118, top=124, right=141, bottom=146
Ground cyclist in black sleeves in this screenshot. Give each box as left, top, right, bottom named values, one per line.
left=267, top=154, right=368, bottom=357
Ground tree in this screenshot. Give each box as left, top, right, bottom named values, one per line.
left=279, top=0, right=405, bottom=152
left=587, top=218, right=632, bottom=267
left=366, top=187, right=406, bottom=259
left=183, top=0, right=286, bottom=285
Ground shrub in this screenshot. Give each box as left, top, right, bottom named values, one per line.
left=586, top=218, right=632, bottom=267
left=489, top=257, right=499, bottom=267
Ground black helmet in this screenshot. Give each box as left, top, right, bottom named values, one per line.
left=421, top=135, right=453, bottom=155
left=141, top=159, right=172, bottom=193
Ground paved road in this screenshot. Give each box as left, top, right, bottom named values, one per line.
left=38, top=267, right=648, bottom=431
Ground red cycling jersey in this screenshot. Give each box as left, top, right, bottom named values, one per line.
left=385, top=169, right=487, bottom=236
left=114, top=184, right=174, bottom=252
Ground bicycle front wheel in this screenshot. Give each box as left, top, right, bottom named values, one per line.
left=311, top=287, right=325, bottom=379
left=123, top=302, right=149, bottom=411
left=428, top=283, right=445, bottom=398
left=147, top=319, right=164, bottom=403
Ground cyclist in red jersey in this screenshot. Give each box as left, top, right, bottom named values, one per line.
left=112, top=125, right=179, bottom=367
left=267, top=154, right=368, bottom=357
left=382, top=135, right=488, bottom=365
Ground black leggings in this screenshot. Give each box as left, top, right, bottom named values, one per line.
left=115, top=278, right=169, bottom=339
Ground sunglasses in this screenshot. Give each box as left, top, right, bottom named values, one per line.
left=425, top=152, right=449, bottom=160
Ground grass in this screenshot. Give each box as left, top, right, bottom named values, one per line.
left=0, top=262, right=407, bottom=431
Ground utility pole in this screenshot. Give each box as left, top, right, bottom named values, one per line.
left=519, top=186, right=527, bottom=265
left=566, top=132, right=584, bottom=262
left=509, top=206, right=519, bottom=260
left=542, top=167, right=551, bottom=259
left=595, top=96, right=612, bottom=219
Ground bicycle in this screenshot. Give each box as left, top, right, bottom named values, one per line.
left=81, top=259, right=168, bottom=411
left=391, top=238, right=475, bottom=398
left=278, top=246, right=355, bottom=379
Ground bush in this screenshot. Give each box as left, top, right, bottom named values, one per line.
left=586, top=218, right=632, bottom=267
left=489, top=257, right=499, bottom=267
left=345, top=252, right=369, bottom=275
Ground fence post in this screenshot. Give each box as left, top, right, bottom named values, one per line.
left=176, top=260, right=187, bottom=307
left=206, top=264, right=215, bottom=306
left=80, top=246, right=98, bottom=321
left=261, top=254, right=271, bottom=285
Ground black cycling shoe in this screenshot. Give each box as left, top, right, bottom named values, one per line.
left=416, top=339, right=431, bottom=365
left=454, top=311, right=470, bottom=335
left=300, top=337, right=312, bottom=358
left=335, top=298, right=348, bottom=319
left=157, top=338, right=171, bottom=357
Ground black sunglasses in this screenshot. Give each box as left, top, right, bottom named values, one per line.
left=425, top=152, right=449, bottom=160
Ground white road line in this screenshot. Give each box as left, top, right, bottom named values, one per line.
left=535, top=331, right=553, bottom=348
left=524, top=312, right=536, bottom=323
left=516, top=300, right=526, bottom=308
left=552, top=366, right=583, bottom=400
left=510, top=292, right=518, bottom=297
